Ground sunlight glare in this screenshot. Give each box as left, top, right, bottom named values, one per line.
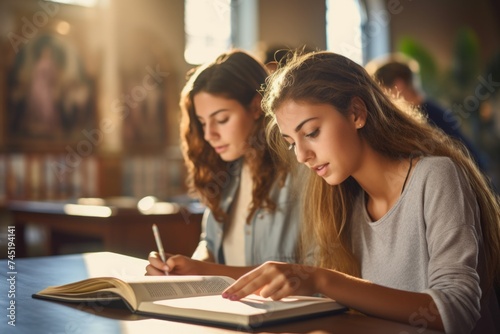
left=326, top=0, right=364, bottom=64
left=64, top=204, right=114, bottom=217
left=184, top=0, right=232, bottom=65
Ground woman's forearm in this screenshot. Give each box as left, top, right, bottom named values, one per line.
left=314, top=268, right=444, bottom=331
left=199, top=261, right=258, bottom=279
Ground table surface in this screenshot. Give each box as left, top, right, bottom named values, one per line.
left=0, top=252, right=444, bottom=334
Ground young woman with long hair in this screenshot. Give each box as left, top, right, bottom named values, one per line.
left=146, top=50, right=301, bottom=279
left=222, top=51, right=500, bottom=333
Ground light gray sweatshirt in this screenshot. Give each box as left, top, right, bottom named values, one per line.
left=351, top=156, right=500, bottom=334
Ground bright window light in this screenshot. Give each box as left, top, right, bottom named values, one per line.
left=47, top=0, right=99, bottom=7
left=64, top=204, right=114, bottom=217
left=184, top=0, right=232, bottom=65
left=326, top=0, right=364, bottom=64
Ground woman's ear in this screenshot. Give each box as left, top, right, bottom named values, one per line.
left=349, top=97, right=367, bottom=129
left=250, top=94, right=263, bottom=120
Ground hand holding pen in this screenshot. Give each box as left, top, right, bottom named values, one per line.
left=152, top=224, right=168, bottom=275
left=147, top=224, right=209, bottom=276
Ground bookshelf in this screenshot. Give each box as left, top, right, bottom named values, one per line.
left=0, top=151, right=194, bottom=258
left=0, top=151, right=187, bottom=206
left=0, top=153, right=106, bottom=204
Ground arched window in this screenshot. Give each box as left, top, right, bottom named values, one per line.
left=184, top=0, right=232, bottom=65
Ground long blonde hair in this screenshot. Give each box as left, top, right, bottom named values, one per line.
left=263, top=51, right=500, bottom=292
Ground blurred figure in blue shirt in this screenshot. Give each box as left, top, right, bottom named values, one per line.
left=366, top=54, right=487, bottom=171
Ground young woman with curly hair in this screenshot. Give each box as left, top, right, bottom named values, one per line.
left=146, top=50, right=301, bottom=279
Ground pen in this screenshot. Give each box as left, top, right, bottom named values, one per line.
left=152, top=224, right=167, bottom=271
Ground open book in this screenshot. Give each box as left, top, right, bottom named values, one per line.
left=33, top=275, right=346, bottom=328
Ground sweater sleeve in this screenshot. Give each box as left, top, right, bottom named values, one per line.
left=422, top=158, right=482, bottom=334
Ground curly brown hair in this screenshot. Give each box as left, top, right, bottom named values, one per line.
left=179, top=50, right=289, bottom=223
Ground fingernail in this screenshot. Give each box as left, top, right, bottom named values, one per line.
left=163, top=265, right=170, bottom=271
left=229, top=295, right=239, bottom=301
left=221, top=292, right=229, bottom=298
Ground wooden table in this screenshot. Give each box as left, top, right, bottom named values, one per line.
left=6, top=199, right=203, bottom=258
left=0, top=252, right=444, bottom=334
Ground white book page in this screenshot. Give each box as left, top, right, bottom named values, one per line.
left=128, top=276, right=235, bottom=302
left=152, top=294, right=336, bottom=316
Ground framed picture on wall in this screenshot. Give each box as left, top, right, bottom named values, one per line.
left=3, top=5, right=99, bottom=152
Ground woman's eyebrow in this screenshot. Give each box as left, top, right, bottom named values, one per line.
left=197, top=109, right=229, bottom=121
left=281, top=117, right=318, bottom=138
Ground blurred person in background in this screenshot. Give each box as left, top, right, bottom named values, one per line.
left=366, top=53, right=487, bottom=172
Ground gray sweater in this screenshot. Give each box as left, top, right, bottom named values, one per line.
left=351, top=156, right=499, bottom=334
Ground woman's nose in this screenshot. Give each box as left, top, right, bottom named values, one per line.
left=294, top=142, right=312, bottom=164
left=203, top=122, right=218, bottom=142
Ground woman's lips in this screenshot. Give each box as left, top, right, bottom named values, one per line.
left=214, top=145, right=229, bottom=154
left=313, top=163, right=329, bottom=177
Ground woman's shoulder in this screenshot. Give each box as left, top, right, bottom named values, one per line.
left=415, top=156, right=460, bottom=177
left=413, top=156, right=472, bottom=193
left=418, top=155, right=454, bottom=168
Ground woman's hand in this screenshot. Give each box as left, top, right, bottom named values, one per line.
left=145, top=251, right=207, bottom=276
left=221, top=261, right=318, bottom=301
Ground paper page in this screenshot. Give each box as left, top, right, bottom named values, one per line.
left=128, top=276, right=235, bottom=302
left=138, top=294, right=345, bottom=327
left=153, top=294, right=335, bottom=315
left=154, top=295, right=268, bottom=316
